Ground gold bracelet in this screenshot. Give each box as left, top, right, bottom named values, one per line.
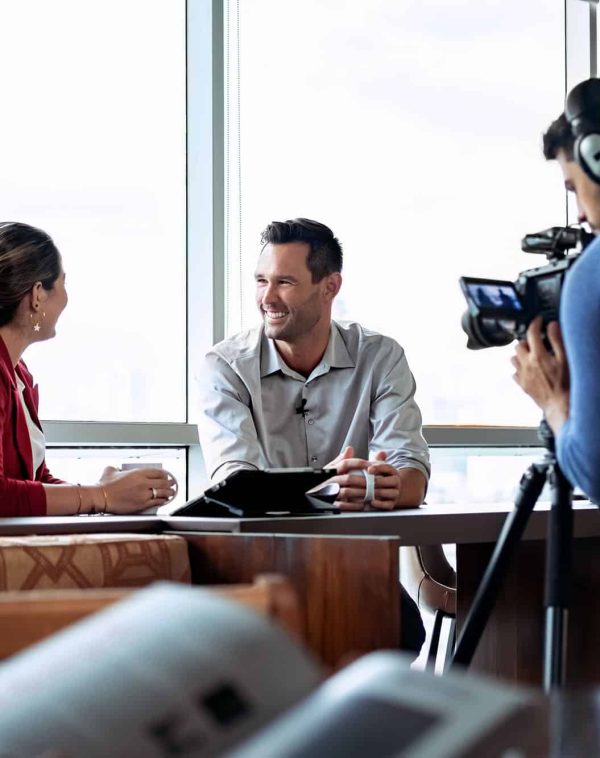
left=89, top=485, right=109, bottom=515
left=90, top=486, right=101, bottom=515
left=75, top=484, right=83, bottom=515
left=101, top=486, right=109, bottom=513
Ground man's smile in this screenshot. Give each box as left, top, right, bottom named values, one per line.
left=263, top=309, right=289, bottom=321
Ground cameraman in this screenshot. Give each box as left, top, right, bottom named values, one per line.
left=512, top=79, right=600, bottom=504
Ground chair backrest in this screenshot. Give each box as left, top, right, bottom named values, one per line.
left=403, top=545, right=456, bottom=616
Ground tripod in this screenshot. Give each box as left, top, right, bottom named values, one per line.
left=450, top=421, right=573, bottom=692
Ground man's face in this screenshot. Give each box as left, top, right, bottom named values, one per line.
left=557, top=150, right=600, bottom=233
left=254, top=241, right=333, bottom=342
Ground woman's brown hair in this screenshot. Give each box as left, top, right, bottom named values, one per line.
left=0, top=222, right=61, bottom=327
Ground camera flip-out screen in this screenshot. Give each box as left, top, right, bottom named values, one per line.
left=460, top=276, right=523, bottom=317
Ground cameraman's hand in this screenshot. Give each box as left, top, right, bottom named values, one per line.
left=99, top=466, right=178, bottom=514
left=511, top=317, right=570, bottom=434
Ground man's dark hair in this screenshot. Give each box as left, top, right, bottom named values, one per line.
left=543, top=112, right=575, bottom=161
left=260, top=218, right=343, bottom=282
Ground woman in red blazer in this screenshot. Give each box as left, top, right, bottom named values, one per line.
left=0, top=222, right=177, bottom=516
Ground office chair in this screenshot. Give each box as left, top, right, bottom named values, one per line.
left=403, top=544, right=457, bottom=674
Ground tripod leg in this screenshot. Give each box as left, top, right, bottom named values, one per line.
left=451, top=462, right=548, bottom=669
left=543, top=462, right=573, bottom=691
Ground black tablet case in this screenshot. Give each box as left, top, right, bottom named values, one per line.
left=171, top=468, right=339, bottom=518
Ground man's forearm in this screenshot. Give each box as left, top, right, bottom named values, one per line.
left=396, top=468, right=427, bottom=508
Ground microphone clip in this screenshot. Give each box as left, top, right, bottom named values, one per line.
left=295, top=398, right=309, bottom=418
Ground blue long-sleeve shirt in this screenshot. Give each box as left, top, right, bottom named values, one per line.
left=556, top=236, right=600, bottom=503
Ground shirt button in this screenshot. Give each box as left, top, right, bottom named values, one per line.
left=311, top=456, right=318, bottom=463
left=307, top=418, right=314, bottom=425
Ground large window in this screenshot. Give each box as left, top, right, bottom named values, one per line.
left=427, top=447, right=552, bottom=504
left=1, top=0, right=187, bottom=423
left=1, top=2, right=594, bottom=503
left=224, top=0, right=567, bottom=427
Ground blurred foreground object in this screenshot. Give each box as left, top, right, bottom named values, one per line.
left=233, top=651, right=545, bottom=758
left=0, top=574, right=304, bottom=661
left=0, top=581, right=321, bottom=757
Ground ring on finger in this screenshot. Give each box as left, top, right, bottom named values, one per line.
left=151, top=487, right=157, bottom=500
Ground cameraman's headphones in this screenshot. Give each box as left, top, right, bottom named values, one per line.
left=565, top=78, right=600, bottom=184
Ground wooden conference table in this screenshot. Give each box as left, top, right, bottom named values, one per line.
left=4, top=501, right=600, bottom=684
left=165, top=501, right=600, bottom=685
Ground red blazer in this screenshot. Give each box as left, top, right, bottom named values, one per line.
left=0, top=335, right=64, bottom=516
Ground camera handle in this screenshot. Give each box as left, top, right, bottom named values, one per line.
left=450, top=420, right=573, bottom=692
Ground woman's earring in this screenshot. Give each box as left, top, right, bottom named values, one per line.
left=30, top=311, right=46, bottom=333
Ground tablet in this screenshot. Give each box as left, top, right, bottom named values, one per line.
left=170, top=467, right=340, bottom=518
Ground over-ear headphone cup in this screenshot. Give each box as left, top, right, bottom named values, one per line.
left=576, top=133, right=600, bottom=182
left=566, top=79, right=600, bottom=185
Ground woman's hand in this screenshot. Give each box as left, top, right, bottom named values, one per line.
left=98, top=466, right=178, bottom=513
left=511, top=317, right=570, bottom=434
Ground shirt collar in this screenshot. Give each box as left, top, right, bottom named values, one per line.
left=325, top=322, right=355, bottom=370
left=260, top=322, right=355, bottom=380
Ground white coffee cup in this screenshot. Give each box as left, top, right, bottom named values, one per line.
left=348, top=468, right=376, bottom=504
left=120, top=462, right=179, bottom=509
left=121, top=462, right=163, bottom=471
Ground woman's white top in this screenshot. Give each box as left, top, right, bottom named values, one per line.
left=15, top=375, right=46, bottom=478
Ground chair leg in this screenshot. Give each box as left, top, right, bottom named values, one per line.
left=426, top=610, right=444, bottom=672
left=441, top=616, right=456, bottom=674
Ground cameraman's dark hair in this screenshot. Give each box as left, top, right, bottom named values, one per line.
left=260, top=218, right=343, bottom=282
left=543, top=112, right=575, bottom=161
left=0, top=222, right=61, bottom=327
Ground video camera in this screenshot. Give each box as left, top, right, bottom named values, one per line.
left=459, top=225, right=594, bottom=349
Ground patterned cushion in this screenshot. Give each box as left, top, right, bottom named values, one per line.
left=0, top=534, right=191, bottom=590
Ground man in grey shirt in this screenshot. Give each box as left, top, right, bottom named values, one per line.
left=198, top=218, right=430, bottom=511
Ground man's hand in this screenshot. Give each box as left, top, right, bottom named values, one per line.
left=325, top=448, right=425, bottom=510
left=366, top=451, right=404, bottom=510
left=511, top=317, right=570, bottom=434
left=325, top=446, right=371, bottom=510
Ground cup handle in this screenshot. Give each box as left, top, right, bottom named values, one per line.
left=164, top=470, right=179, bottom=501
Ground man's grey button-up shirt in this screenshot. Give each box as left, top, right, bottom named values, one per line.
left=197, top=320, right=430, bottom=482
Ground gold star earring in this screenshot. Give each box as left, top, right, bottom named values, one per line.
left=31, top=310, right=45, bottom=333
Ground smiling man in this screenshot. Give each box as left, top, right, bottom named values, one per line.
left=198, top=217, right=430, bottom=511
